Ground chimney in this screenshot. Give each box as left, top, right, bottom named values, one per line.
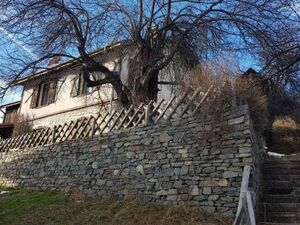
left=47, top=56, right=61, bottom=67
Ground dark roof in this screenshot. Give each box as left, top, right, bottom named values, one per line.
left=241, top=68, right=259, bottom=78
left=0, top=101, right=21, bottom=109
left=13, top=41, right=127, bottom=85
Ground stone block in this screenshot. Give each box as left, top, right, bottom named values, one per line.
left=180, top=166, right=189, bottom=176
left=202, top=167, right=215, bottom=173
left=157, top=190, right=168, bottom=196
left=218, top=179, right=228, bottom=187
left=159, top=133, right=173, bottom=143
left=228, top=116, right=244, bottom=125
left=167, top=195, right=177, bottom=201
left=113, top=170, right=120, bottom=176
left=199, top=181, right=219, bottom=187
left=202, top=187, right=211, bottom=195
left=136, top=165, right=144, bottom=174
left=96, top=179, right=106, bottom=186
left=179, top=194, right=189, bottom=201
left=223, top=171, right=239, bottom=178
left=208, top=195, right=219, bottom=201
left=178, top=149, right=187, bottom=154
left=91, top=162, right=98, bottom=169
left=239, top=147, right=252, bottom=154
left=126, top=152, right=135, bottom=159
left=190, top=185, right=199, bottom=196
left=168, top=189, right=178, bottom=195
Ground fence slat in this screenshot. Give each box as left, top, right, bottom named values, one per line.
left=192, top=85, right=213, bottom=115
left=155, top=95, right=176, bottom=122
left=150, top=99, right=164, bottom=118
left=60, top=121, right=75, bottom=141
left=64, top=120, right=78, bottom=141
left=36, top=128, right=50, bottom=146
left=100, top=110, right=117, bottom=134
left=70, top=119, right=86, bottom=140
left=116, top=105, right=134, bottom=130
left=166, top=89, right=190, bottom=120
left=108, top=108, right=125, bottom=132
left=77, top=116, right=94, bottom=138
left=94, top=112, right=109, bottom=134
left=124, top=103, right=144, bottom=128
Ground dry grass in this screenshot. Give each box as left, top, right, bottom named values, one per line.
left=181, top=64, right=235, bottom=122
left=0, top=187, right=231, bottom=225
left=270, top=117, right=300, bottom=155
left=181, top=63, right=267, bottom=132
left=273, top=117, right=300, bottom=129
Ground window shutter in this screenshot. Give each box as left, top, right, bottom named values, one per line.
left=71, top=77, right=79, bottom=97
left=30, top=87, right=38, bottom=108
left=48, top=80, right=57, bottom=104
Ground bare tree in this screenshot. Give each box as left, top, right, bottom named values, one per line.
left=0, top=0, right=299, bottom=106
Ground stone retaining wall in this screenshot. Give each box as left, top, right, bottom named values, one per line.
left=0, top=105, right=262, bottom=218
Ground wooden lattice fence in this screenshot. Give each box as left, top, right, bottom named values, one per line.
left=0, top=85, right=220, bottom=153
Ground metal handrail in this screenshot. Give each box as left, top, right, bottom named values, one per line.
left=233, top=165, right=256, bottom=225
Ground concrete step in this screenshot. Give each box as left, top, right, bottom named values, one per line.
left=258, top=203, right=300, bottom=213
left=262, top=194, right=300, bottom=203
left=262, top=212, right=300, bottom=223
left=262, top=174, right=300, bottom=181
left=261, top=182, right=300, bottom=195
left=263, top=162, right=300, bottom=167
left=262, top=169, right=300, bottom=176
left=262, top=180, right=300, bottom=187
left=262, top=188, right=296, bottom=195
left=264, top=160, right=300, bottom=165
left=258, top=160, right=300, bottom=224
left=258, top=223, right=300, bottom=225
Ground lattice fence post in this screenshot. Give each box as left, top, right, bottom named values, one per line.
left=144, top=103, right=150, bottom=125
left=91, top=117, right=96, bottom=136
left=52, top=125, right=56, bottom=143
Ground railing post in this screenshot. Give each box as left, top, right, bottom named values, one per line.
left=144, top=103, right=150, bottom=126
left=233, top=165, right=251, bottom=225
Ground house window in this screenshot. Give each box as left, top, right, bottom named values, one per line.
left=38, top=82, right=50, bottom=106
left=71, top=74, right=92, bottom=97
left=30, top=80, right=57, bottom=108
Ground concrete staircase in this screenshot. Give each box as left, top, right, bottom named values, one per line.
left=258, top=159, right=300, bottom=225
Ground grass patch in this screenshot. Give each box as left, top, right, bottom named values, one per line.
left=270, top=117, right=300, bottom=155
left=0, top=188, right=230, bottom=225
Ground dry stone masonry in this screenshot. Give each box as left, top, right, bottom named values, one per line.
left=0, top=105, right=263, bottom=218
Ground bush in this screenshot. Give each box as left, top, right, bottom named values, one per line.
left=180, top=63, right=267, bottom=132
left=12, top=114, right=32, bottom=137
left=236, top=78, right=268, bottom=133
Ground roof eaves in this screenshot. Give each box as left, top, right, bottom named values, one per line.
left=0, top=101, right=21, bottom=109
left=13, top=41, right=127, bottom=85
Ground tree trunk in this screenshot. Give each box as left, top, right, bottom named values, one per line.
left=81, top=46, right=160, bottom=107
left=131, top=69, right=159, bottom=105
left=128, top=46, right=160, bottom=105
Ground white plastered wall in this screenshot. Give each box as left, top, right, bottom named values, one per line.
left=19, top=61, right=119, bottom=129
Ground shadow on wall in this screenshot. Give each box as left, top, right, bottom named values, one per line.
left=0, top=106, right=255, bottom=218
